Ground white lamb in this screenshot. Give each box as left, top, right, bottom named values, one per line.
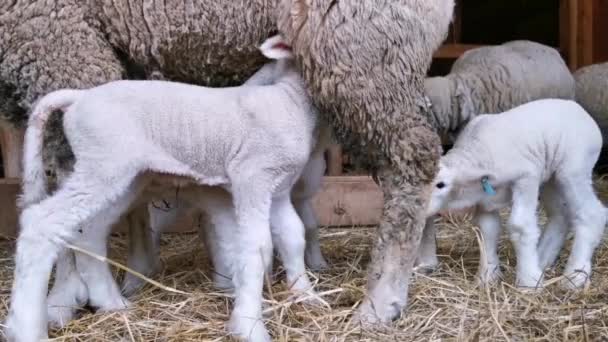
left=425, top=99, right=606, bottom=289
left=121, top=147, right=328, bottom=296
left=118, top=60, right=331, bottom=296
left=6, top=34, right=319, bottom=342
left=45, top=136, right=330, bottom=329
left=41, top=56, right=331, bottom=322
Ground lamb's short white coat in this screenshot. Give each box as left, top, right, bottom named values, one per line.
left=5, top=35, right=319, bottom=342
left=425, top=99, right=606, bottom=289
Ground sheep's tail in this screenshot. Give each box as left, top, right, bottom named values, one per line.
left=18, top=89, right=83, bottom=209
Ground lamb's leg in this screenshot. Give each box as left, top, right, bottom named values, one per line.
left=46, top=249, right=89, bottom=328
left=414, top=217, right=439, bottom=273
left=121, top=201, right=180, bottom=297
left=227, top=182, right=273, bottom=342
left=293, top=197, right=328, bottom=271
left=507, top=178, right=544, bottom=289
left=474, top=209, right=502, bottom=285
left=558, top=175, right=606, bottom=289
left=270, top=194, right=318, bottom=302
left=4, top=170, right=137, bottom=342
left=199, top=199, right=240, bottom=291
left=538, top=182, right=569, bottom=270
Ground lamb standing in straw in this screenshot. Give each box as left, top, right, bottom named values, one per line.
left=425, top=99, right=606, bottom=289
left=6, top=35, right=320, bottom=342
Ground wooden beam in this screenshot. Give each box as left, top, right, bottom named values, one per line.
left=570, top=0, right=579, bottom=70
left=433, top=44, right=485, bottom=59
left=579, top=0, right=594, bottom=67
left=0, top=176, right=384, bottom=238
left=0, top=125, right=24, bottom=178
left=593, top=0, right=608, bottom=62
left=326, top=144, right=343, bottom=176
left=559, top=0, right=572, bottom=68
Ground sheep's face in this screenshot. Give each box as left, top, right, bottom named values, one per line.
left=427, top=163, right=494, bottom=216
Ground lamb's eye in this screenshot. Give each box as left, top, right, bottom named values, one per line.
left=436, top=182, right=446, bottom=189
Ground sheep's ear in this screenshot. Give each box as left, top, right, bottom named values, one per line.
left=259, top=35, right=293, bottom=60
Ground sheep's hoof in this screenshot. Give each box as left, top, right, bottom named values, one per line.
left=228, top=313, right=271, bottom=342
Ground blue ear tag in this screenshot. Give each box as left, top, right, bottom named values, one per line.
left=481, top=176, right=496, bottom=196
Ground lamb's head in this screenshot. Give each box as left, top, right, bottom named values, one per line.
left=427, top=159, right=498, bottom=216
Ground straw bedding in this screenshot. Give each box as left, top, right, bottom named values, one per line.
left=1, top=178, right=608, bottom=341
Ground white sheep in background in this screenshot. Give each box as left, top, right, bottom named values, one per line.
left=425, top=40, right=575, bottom=142
left=6, top=34, right=320, bottom=342
left=425, top=99, right=606, bottom=289
left=416, top=40, right=576, bottom=272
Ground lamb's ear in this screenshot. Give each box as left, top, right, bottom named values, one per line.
left=259, top=34, right=293, bottom=60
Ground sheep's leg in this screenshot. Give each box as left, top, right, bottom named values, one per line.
left=4, top=171, right=137, bottom=342
left=293, top=197, right=328, bottom=271
left=414, top=217, right=439, bottom=273
left=538, top=183, right=569, bottom=270
left=270, top=194, right=319, bottom=303
left=227, top=183, right=273, bottom=342
left=507, top=178, right=544, bottom=289
left=558, top=175, right=606, bottom=289
left=122, top=201, right=179, bottom=296
left=46, top=249, right=88, bottom=328
left=474, top=209, right=503, bottom=286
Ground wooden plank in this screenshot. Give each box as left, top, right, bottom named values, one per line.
left=0, top=125, right=24, bottom=178
left=325, top=144, right=343, bottom=176
left=433, top=44, right=485, bottom=59
left=0, top=176, right=384, bottom=237
left=0, top=178, right=20, bottom=237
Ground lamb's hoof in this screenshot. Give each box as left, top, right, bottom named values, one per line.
left=94, top=296, right=131, bottom=313
left=228, top=313, right=271, bottom=342
left=475, top=267, right=502, bottom=287
left=305, top=254, right=329, bottom=272
left=515, top=276, right=544, bottom=292
left=121, top=276, right=146, bottom=298
left=560, top=269, right=590, bottom=290
left=47, top=277, right=89, bottom=328
left=5, top=313, right=49, bottom=342
left=288, top=289, right=328, bottom=309
left=213, top=274, right=235, bottom=292
left=47, top=305, right=77, bottom=329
